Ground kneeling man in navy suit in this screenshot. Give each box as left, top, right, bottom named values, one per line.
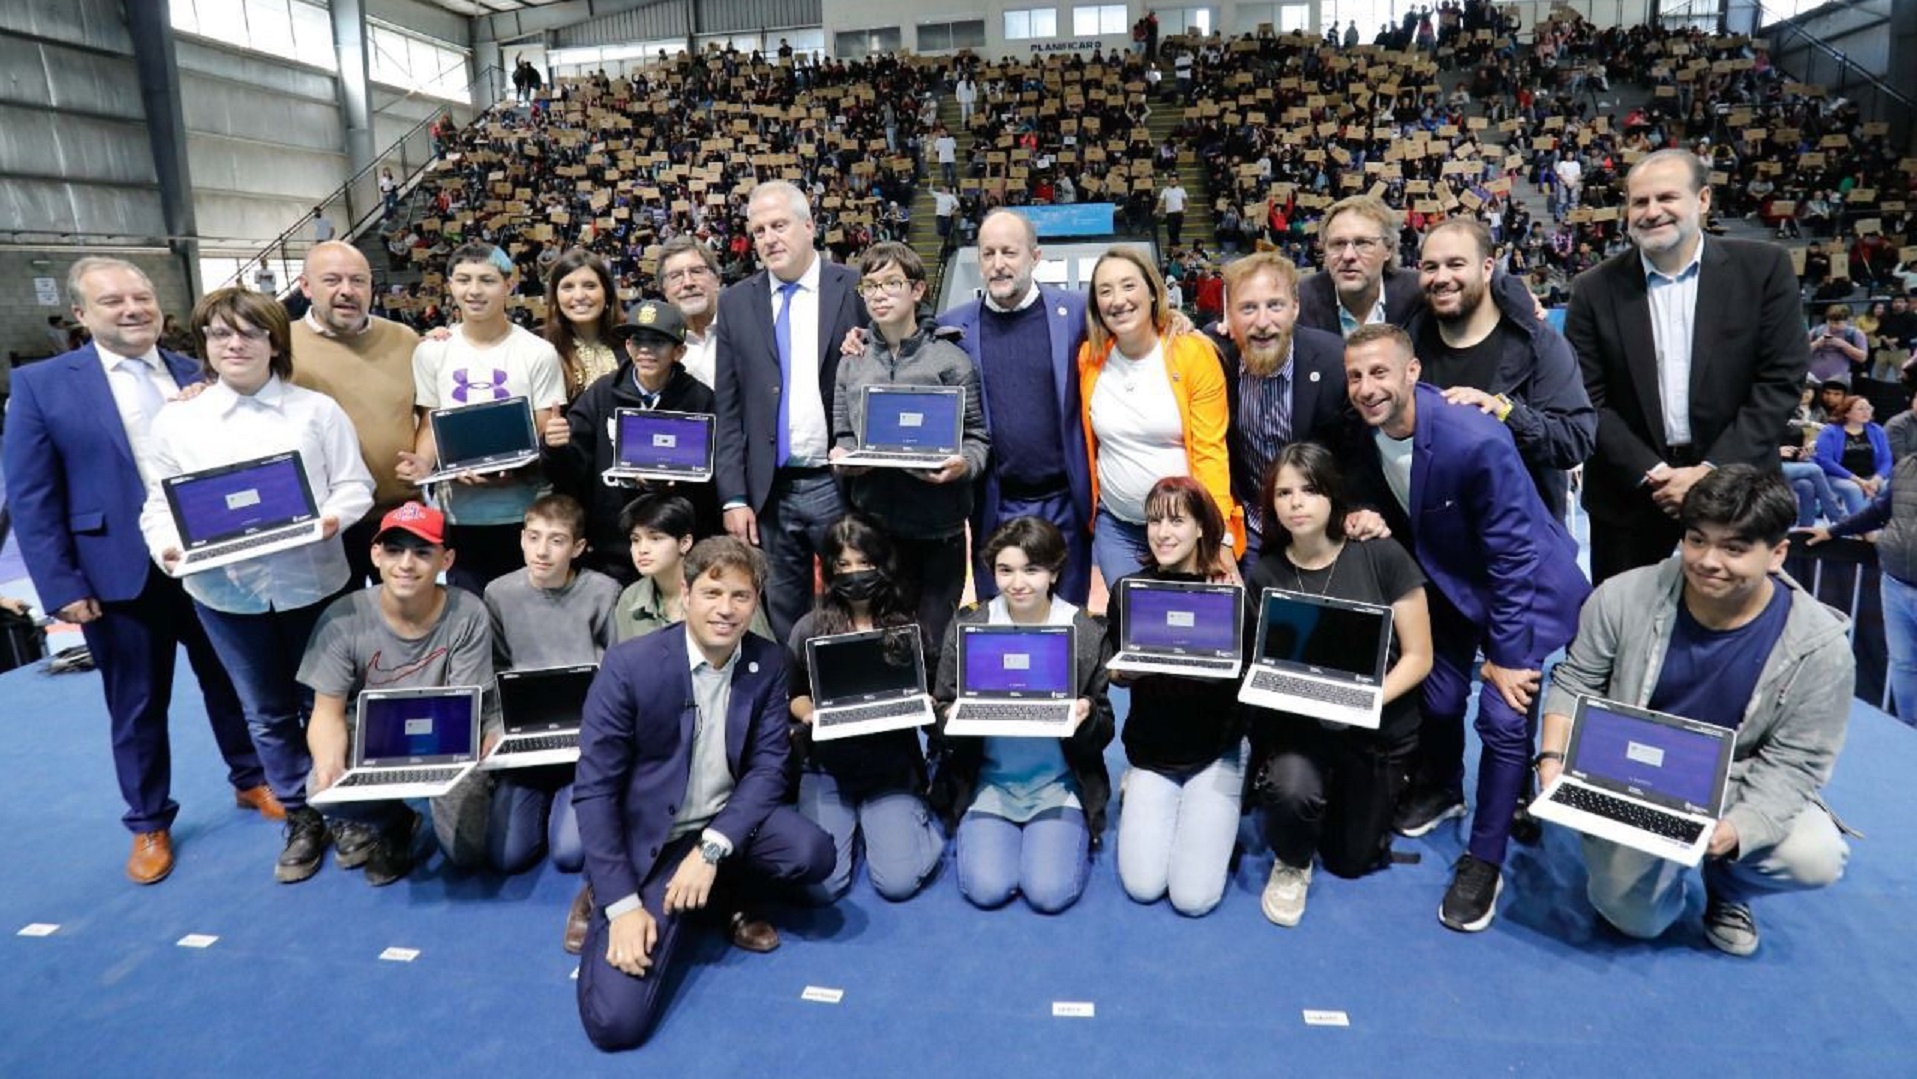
left=573, top=536, right=833, bottom=1051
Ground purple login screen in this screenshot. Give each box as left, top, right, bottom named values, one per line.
left=864, top=389, right=960, bottom=450
left=1126, top=585, right=1237, bottom=654
left=360, top=693, right=475, bottom=762
left=618, top=412, right=710, bottom=470
left=962, top=628, right=1072, bottom=697
left=171, top=456, right=310, bottom=545
left=1574, top=704, right=1722, bottom=810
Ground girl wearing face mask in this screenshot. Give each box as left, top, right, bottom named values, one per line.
left=785, top=514, right=944, bottom=903
left=1107, top=476, right=1246, bottom=917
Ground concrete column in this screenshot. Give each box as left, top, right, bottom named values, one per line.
left=123, top=0, right=201, bottom=296
left=332, top=0, right=376, bottom=220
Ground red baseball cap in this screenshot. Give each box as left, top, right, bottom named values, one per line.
left=373, top=501, right=445, bottom=546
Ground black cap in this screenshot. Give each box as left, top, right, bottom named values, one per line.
left=612, top=301, right=687, bottom=346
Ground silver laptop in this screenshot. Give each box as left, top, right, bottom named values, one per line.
left=1107, top=579, right=1244, bottom=679
left=1530, top=696, right=1736, bottom=867
left=837, top=385, right=965, bottom=469
left=162, top=450, right=325, bottom=575
left=946, top=623, right=1079, bottom=738
left=310, top=685, right=483, bottom=805
left=1237, top=588, right=1392, bottom=729
left=806, top=626, right=934, bottom=741
left=480, top=664, right=597, bottom=770
left=602, top=409, right=715, bottom=484
left=416, top=396, right=539, bottom=485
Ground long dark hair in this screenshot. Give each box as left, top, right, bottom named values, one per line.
left=542, top=248, right=619, bottom=391
left=811, top=514, right=913, bottom=637
left=1259, top=441, right=1351, bottom=546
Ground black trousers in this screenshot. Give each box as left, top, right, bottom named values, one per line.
left=1258, top=720, right=1415, bottom=879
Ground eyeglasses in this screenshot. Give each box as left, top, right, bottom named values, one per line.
left=662, top=265, right=713, bottom=285
left=1323, top=237, right=1387, bottom=255
left=204, top=325, right=270, bottom=342
left=857, top=278, right=915, bottom=297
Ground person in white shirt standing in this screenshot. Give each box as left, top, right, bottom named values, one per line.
left=139, top=288, right=375, bottom=885
left=399, top=243, right=567, bottom=594
left=1158, top=178, right=1190, bottom=248
left=933, top=126, right=959, bottom=188
left=933, top=184, right=960, bottom=249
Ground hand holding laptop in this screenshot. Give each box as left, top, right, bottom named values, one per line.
left=395, top=449, right=432, bottom=484
left=913, top=456, right=967, bottom=485
left=827, top=445, right=870, bottom=477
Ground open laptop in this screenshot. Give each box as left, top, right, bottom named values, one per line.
left=1237, top=588, right=1393, bottom=729
left=603, top=409, right=715, bottom=485
left=1107, top=579, right=1244, bottom=679
left=480, top=664, right=597, bottom=770
left=806, top=626, right=934, bottom=742
left=310, top=685, right=483, bottom=805
left=836, top=385, right=965, bottom=469
left=1530, top=696, right=1736, bottom=866
left=162, top=450, right=324, bottom=575
left=416, top=396, right=539, bottom=485
left=946, top=623, right=1078, bottom=738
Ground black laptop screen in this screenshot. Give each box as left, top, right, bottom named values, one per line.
left=1258, top=596, right=1387, bottom=679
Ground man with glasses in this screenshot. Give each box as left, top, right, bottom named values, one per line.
left=1298, top=196, right=1420, bottom=337
left=655, top=236, right=721, bottom=390
left=713, top=181, right=867, bottom=642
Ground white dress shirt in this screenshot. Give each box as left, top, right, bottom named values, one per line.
left=771, top=255, right=830, bottom=465
left=97, top=344, right=183, bottom=487
left=1642, top=237, right=1705, bottom=448
left=681, top=319, right=717, bottom=389
left=140, top=376, right=375, bottom=614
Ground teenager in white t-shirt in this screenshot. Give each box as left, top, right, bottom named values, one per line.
left=399, top=243, right=567, bottom=594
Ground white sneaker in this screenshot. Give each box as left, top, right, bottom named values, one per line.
left=1261, top=861, right=1312, bottom=927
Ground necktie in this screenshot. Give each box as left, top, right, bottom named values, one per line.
left=117, top=357, right=167, bottom=428
left=774, top=279, right=801, bottom=466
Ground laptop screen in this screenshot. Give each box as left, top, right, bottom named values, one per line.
left=1122, top=583, right=1240, bottom=656
left=616, top=410, right=712, bottom=471
left=862, top=387, right=962, bottom=451
left=809, top=627, right=924, bottom=707
left=497, top=666, right=597, bottom=733
left=1256, top=591, right=1390, bottom=681
left=358, top=690, right=476, bottom=765
left=1570, top=701, right=1727, bottom=813
left=432, top=398, right=536, bottom=467
left=960, top=626, right=1073, bottom=698
left=169, top=452, right=316, bottom=546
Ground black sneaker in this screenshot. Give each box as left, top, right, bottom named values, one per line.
left=364, top=810, right=420, bottom=888
left=331, top=820, right=378, bottom=869
left=275, top=807, right=328, bottom=884
left=1393, top=786, right=1467, bottom=838
left=1439, top=853, right=1503, bottom=933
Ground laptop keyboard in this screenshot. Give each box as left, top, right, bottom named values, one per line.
left=335, top=765, right=467, bottom=788
left=851, top=450, right=945, bottom=462
left=498, top=733, right=579, bottom=753
left=183, top=522, right=313, bottom=563
left=816, top=701, right=923, bottom=728
left=1248, top=669, right=1376, bottom=710
left=1129, top=654, right=1233, bottom=670
left=1549, top=783, right=1704, bottom=844
left=956, top=702, right=1074, bottom=724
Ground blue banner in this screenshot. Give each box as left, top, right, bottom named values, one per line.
left=1015, top=203, right=1117, bottom=238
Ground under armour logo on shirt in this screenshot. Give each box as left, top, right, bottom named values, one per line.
left=451, top=368, right=509, bottom=402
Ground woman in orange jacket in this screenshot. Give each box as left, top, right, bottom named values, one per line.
left=1076, top=246, right=1244, bottom=591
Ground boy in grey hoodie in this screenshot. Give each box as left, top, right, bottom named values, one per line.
left=1538, top=466, right=1854, bottom=956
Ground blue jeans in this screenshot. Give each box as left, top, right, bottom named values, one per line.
left=1783, top=461, right=1843, bottom=526
left=1092, top=507, right=1150, bottom=597
left=955, top=806, right=1090, bottom=913
left=194, top=601, right=324, bottom=811
left=759, top=470, right=847, bottom=645
left=1828, top=476, right=1871, bottom=518
left=1881, top=573, right=1917, bottom=728
left=796, top=769, right=943, bottom=902
left=1116, top=744, right=1245, bottom=916
left=486, top=767, right=582, bottom=873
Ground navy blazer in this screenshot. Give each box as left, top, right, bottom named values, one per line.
left=1296, top=266, right=1424, bottom=336
left=2, top=343, right=206, bottom=610
left=938, top=283, right=1093, bottom=538
left=1205, top=322, right=1351, bottom=510
left=712, top=259, right=867, bottom=514
left=573, top=625, right=793, bottom=905
left=1350, top=383, right=1589, bottom=667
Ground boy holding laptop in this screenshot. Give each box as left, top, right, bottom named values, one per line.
left=1538, top=467, right=1854, bottom=955
left=298, top=502, right=499, bottom=885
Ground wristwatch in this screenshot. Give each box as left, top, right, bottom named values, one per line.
left=1493, top=394, right=1515, bottom=423
left=699, top=839, right=727, bottom=866
left=1533, top=750, right=1565, bottom=769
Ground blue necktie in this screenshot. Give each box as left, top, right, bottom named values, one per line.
left=774, top=279, right=801, bottom=466
left=117, top=357, right=167, bottom=428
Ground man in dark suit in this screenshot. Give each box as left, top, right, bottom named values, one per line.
left=938, top=208, right=1096, bottom=603
left=1206, top=251, right=1350, bottom=567
left=1344, top=324, right=1590, bottom=934
left=1296, top=195, right=1426, bottom=337
left=2, top=257, right=270, bottom=884
left=713, top=181, right=867, bottom=641
left=572, top=537, right=832, bottom=1051
left=1565, top=149, right=1809, bottom=585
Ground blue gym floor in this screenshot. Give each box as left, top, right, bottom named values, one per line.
left=1, top=647, right=1913, bottom=1077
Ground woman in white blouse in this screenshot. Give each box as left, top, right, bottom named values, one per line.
left=139, top=287, right=374, bottom=885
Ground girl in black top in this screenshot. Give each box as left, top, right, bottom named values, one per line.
left=1108, top=476, right=1247, bottom=917
left=1247, top=443, right=1433, bottom=928
left=785, top=515, right=943, bottom=902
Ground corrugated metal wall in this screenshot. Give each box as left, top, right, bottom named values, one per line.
left=555, top=0, right=826, bottom=47
left=702, top=0, right=823, bottom=34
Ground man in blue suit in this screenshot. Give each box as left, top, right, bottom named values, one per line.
left=713, top=181, right=867, bottom=643
left=573, top=536, right=832, bottom=1052
left=938, top=209, right=1096, bottom=603
left=2, top=258, right=269, bottom=884
left=1343, top=324, right=1590, bottom=933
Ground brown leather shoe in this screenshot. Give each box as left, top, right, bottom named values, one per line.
left=563, top=885, right=594, bottom=956
left=127, top=830, right=174, bottom=885
left=234, top=785, right=287, bottom=822
left=727, top=911, right=780, bottom=954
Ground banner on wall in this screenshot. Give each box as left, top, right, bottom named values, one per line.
left=1017, top=203, right=1118, bottom=238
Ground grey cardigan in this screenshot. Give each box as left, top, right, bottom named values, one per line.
left=1542, top=556, right=1854, bottom=855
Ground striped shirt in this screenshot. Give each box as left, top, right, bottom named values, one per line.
left=1235, top=341, right=1294, bottom=536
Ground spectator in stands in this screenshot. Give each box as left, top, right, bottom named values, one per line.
left=1801, top=241, right=1832, bottom=289
left=1781, top=378, right=1844, bottom=527
left=4, top=257, right=271, bottom=886
left=1544, top=467, right=1852, bottom=954
left=1078, top=247, right=1242, bottom=589
left=1807, top=304, right=1868, bottom=386
left=1157, top=176, right=1189, bottom=249
left=1812, top=394, right=1891, bottom=518
left=656, top=237, right=721, bottom=390
left=544, top=250, right=622, bottom=399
